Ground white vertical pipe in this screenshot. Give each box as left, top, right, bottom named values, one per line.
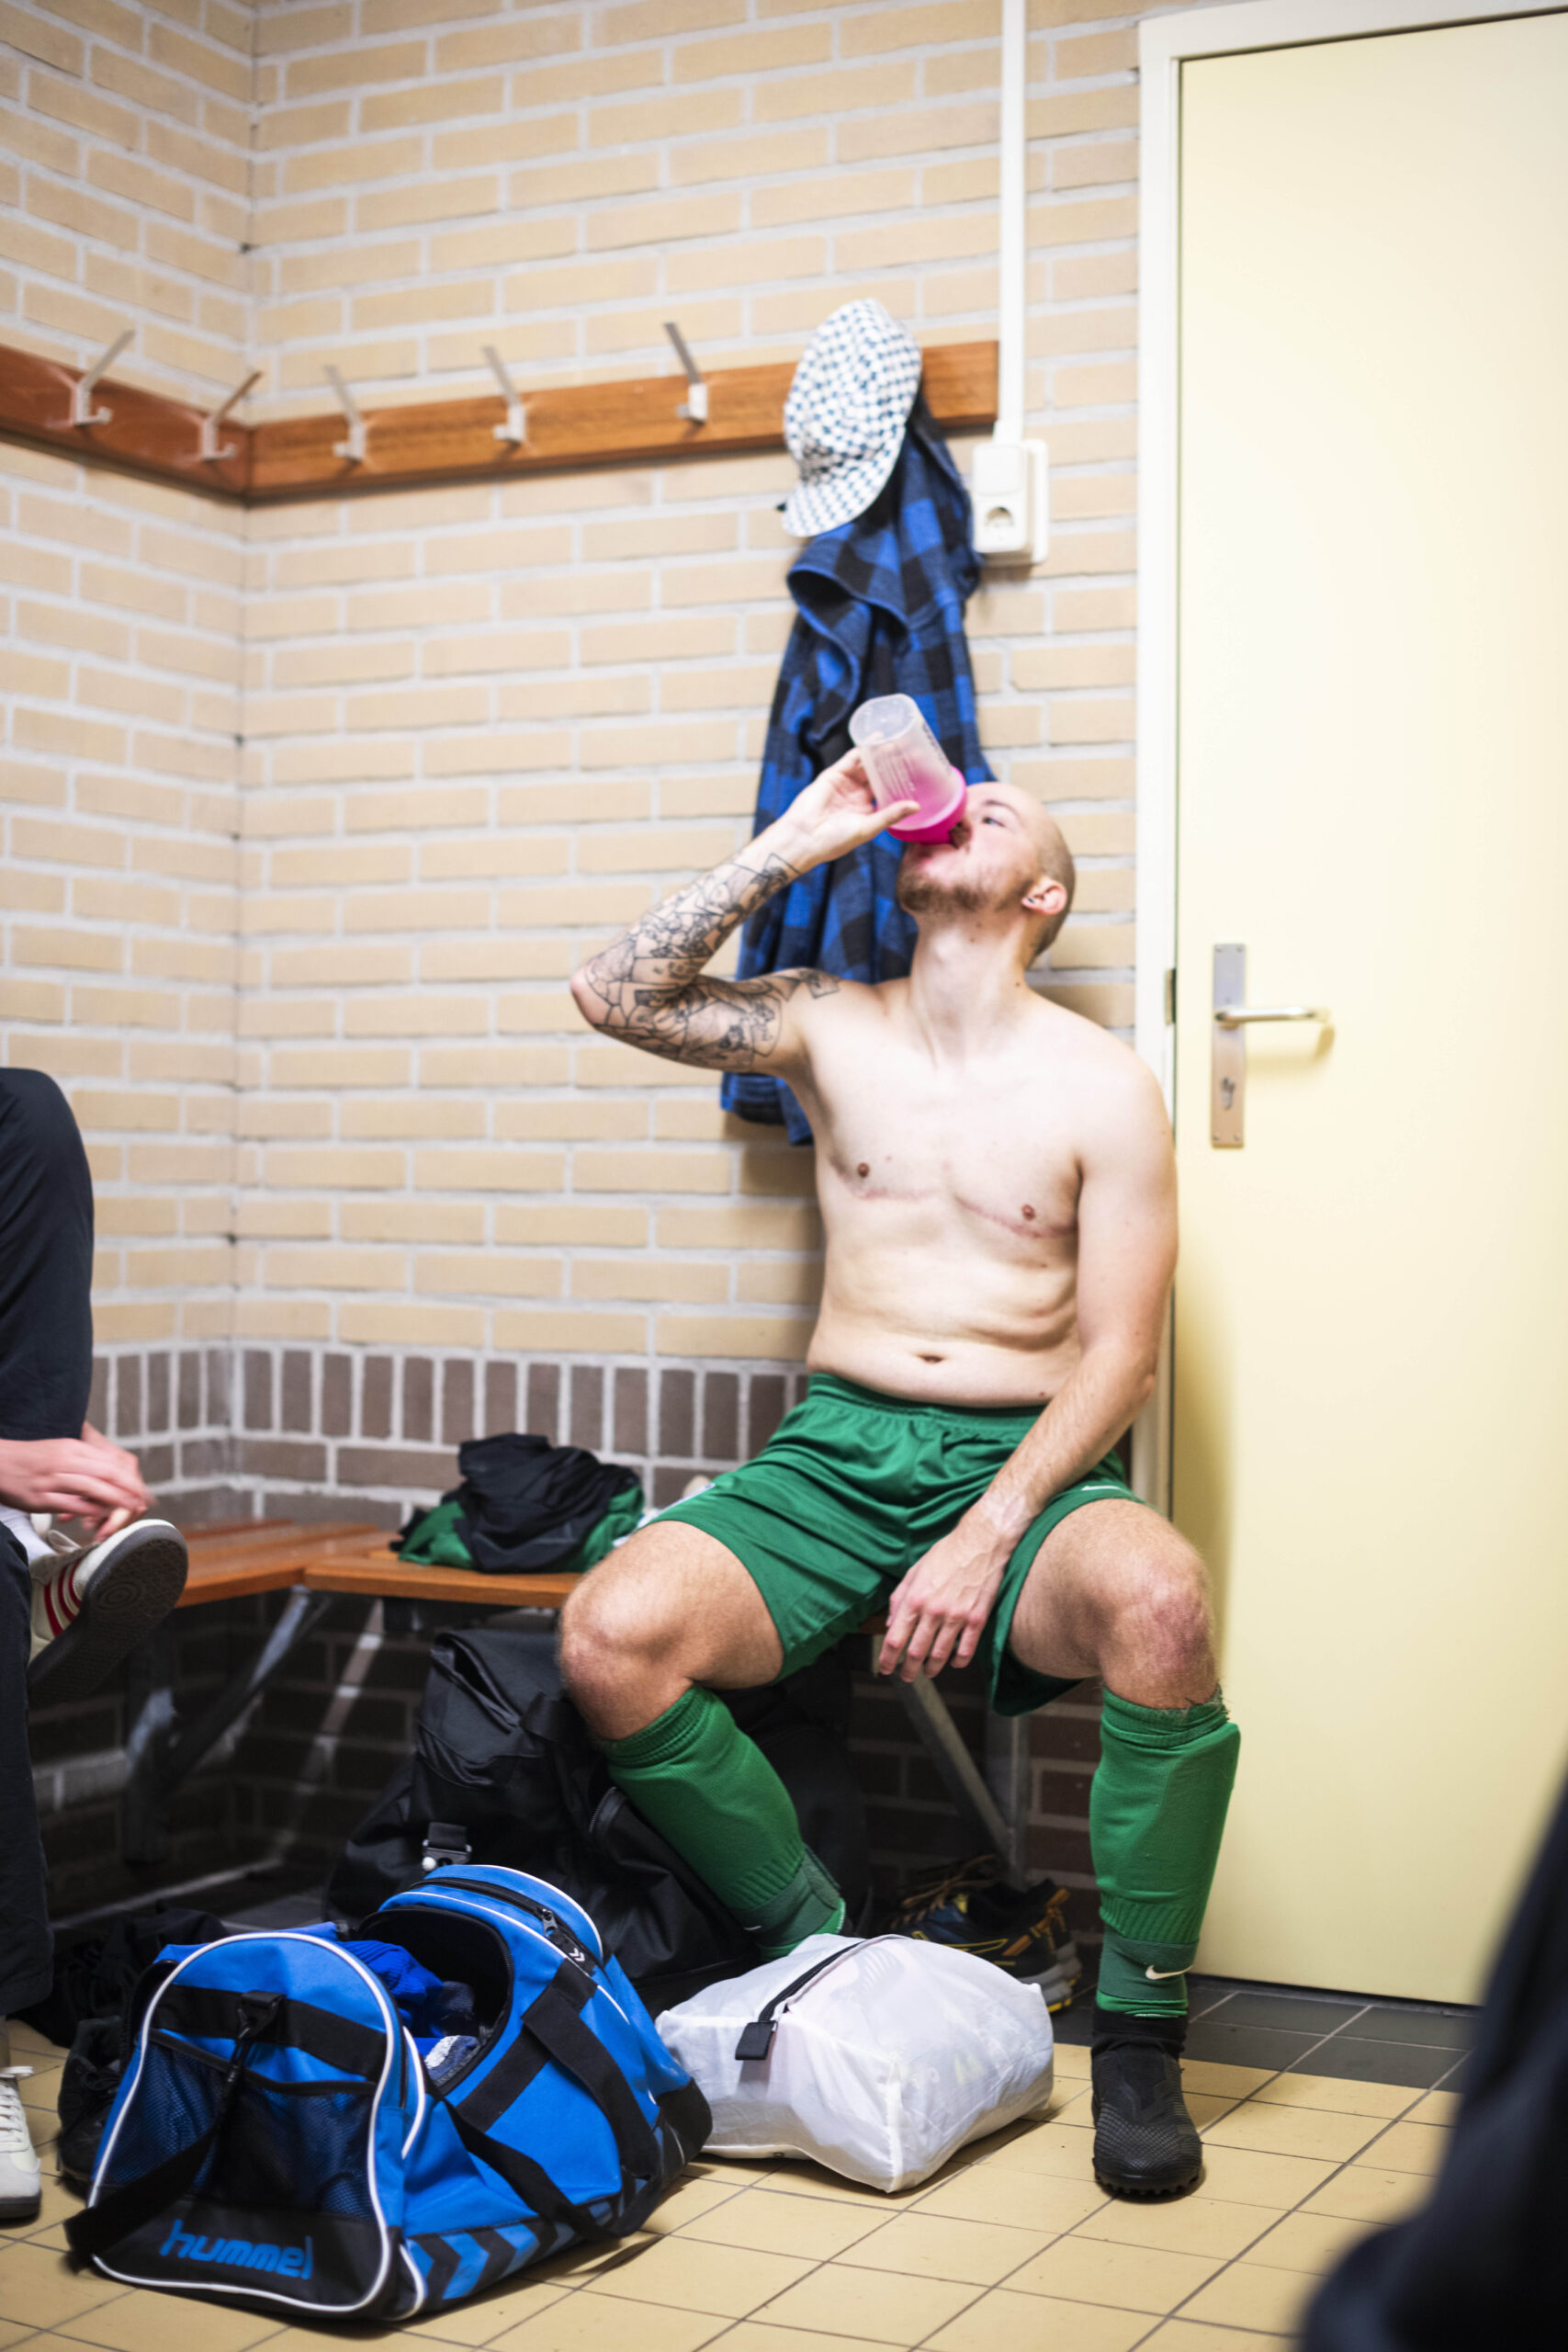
left=995, top=0, right=1027, bottom=444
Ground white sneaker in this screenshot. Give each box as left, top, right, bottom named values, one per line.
left=0, top=2064, right=41, bottom=2225
left=28, top=1517, right=187, bottom=1703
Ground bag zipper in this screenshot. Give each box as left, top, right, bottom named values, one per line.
left=415, top=1875, right=600, bottom=1971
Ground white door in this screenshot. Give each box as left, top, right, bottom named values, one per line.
left=1172, top=10, right=1568, bottom=2002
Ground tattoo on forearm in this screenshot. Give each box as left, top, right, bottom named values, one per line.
left=575, top=846, right=840, bottom=1071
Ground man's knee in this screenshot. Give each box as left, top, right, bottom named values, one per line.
left=558, top=1553, right=680, bottom=1711
left=1111, top=1531, right=1214, bottom=1690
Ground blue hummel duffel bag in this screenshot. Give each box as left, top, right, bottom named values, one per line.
left=64, top=1864, right=711, bottom=2320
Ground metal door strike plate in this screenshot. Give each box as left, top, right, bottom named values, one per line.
left=1213, top=943, right=1247, bottom=1146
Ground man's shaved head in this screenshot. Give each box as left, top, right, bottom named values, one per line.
left=1025, top=800, right=1076, bottom=957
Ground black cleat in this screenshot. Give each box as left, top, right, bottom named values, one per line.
left=1091, top=2013, right=1202, bottom=2198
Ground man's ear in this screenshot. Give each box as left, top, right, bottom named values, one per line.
left=1021, top=874, right=1067, bottom=919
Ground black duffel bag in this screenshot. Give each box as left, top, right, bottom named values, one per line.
left=326, top=1625, right=870, bottom=2010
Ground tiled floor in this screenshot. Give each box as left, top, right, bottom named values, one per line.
left=0, top=1981, right=1468, bottom=2352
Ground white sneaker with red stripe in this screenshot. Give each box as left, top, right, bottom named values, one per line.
left=27, top=1517, right=187, bottom=1703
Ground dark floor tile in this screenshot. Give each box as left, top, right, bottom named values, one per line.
left=1180, top=2019, right=1319, bottom=2071
left=1291, top=2038, right=1457, bottom=2089
left=1437, top=2052, right=1472, bottom=2094
left=1052, top=2002, right=1097, bottom=2045
left=1338, top=2005, right=1474, bottom=2050
left=1205, top=1989, right=1364, bottom=2033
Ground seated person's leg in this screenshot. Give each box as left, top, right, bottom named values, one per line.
left=0, top=1072, right=186, bottom=1702
left=1009, top=1499, right=1239, bottom=2194
left=560, top=1521, right=845, bottom=1957
left=0, top=1527, right=48, bottom=2224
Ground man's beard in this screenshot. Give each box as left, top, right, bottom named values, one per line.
left=896, top=858, right=991, bottom=920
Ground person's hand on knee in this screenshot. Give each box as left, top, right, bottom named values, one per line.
left=0, top=1433, right=152, bottom=1536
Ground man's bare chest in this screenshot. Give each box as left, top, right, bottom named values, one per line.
left=807, top=1060, right=1084, bottom=1246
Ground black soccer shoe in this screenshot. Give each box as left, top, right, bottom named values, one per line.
left=890, top=1852, right=1082, bottom=2010
left=1091, top=2010, right=1202, bottom=2198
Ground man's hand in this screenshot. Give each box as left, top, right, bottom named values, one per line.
left=773, top=751, right=920, bottom=873
left=878, top=1512, right=1013, bottom=1682
left=0, top=1430, right=152, bottom=1537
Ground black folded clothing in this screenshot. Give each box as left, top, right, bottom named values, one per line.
left=439, top=1433, right=640, bottom=1574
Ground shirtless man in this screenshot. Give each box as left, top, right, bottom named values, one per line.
left=565, top=755, right=1240, bottom=2198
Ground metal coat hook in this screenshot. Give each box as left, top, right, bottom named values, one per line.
left=482, top=345, right=526, bottom=447
left=70, top=327, right=133, bottom=429
left=324, top=364, right=367, bottom=465
left=662, top=321, right=708, bottom=424
left=199, top=368, right=261, bottom=464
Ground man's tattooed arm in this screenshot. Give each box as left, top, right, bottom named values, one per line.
left=570, top=838, right=841, bottom=1074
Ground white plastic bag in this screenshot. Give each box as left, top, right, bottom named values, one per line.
left=657, top=1934, right=1055, bottom=2192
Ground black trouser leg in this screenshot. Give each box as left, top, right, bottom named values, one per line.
left=0, top=1069, right=95, bottom=1444
left=0, top=1529, right=51, bottom=2015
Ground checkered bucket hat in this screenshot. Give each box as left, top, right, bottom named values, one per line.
left=782, top=300, right=924, bottom=540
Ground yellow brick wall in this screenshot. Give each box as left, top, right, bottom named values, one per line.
left=1, top=439, right=243, bottom=1351
left=0, top=0, right=256, bottom=400
left=237, top=0, right=1142, bottom=1398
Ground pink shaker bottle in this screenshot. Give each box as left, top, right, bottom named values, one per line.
left=848, top=695, right=967, bottom=843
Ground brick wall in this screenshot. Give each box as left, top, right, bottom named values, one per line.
left=0, top=0, right=255, bottom=401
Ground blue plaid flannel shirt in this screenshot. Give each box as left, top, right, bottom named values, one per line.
left=721, top=395, right=993, bottom=1139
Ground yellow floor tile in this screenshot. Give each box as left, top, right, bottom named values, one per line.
left=1179, top=2256, right=1317, bottom=2334
left=1361, top=2120, right=1449, bottom=2175
left=4, top=2024, right=63, bottom=2060
left=1202, top=2100, right=1386, bottom=2164
left=1179, top=2060, right=1275, bottom=2100
left=1404, top=2089, right=1461, bottom=2127
left=1246, top=2208, right=1376, bottom=2275
left=580, top=2234, right=812, bottom=2320
left=1138, top=2324, right=1292, bottom=2349
left=30, top=2283, right=284, bottom=2352
left=739, top=2161, right=931, bottom=2211
left=1250, top=2071, right=1417, bottom=2120
left=399, top=2274, right=569, bottom=2344
left=839, top=2211, right=1049, bottom=2287
left=1299, top=2165, right=1430, bottom=2225
left=0, top=2326, right=35, bottom=2350
left=1053, top=2043, right=1092, bottom=2081
left=1185, top=2142, right=1337, bottom=2209
left=919, top=2164, right=1106, bottom=2234
left=716, top=2324, right=898, bottom=2352
left=926, top=2286, right=1149, bottom=2352
left=487, top=2290, right=725, bottom=2352
left=979, top=2120, right=1100, bottom=2184
left=644, top=2176, right=748, bottom=2235
left=0, top=2244, right=129, bottom=2329
left=1002, top=2233, right=1225, bottom=2315
left=1076, top=2193, right=1274, bottom=2262
left=17, top=2067, right=63, bottom=2113
left=753, top=2258, right=980, bottom=2345
left=677, top=2187, right=884, bottom=2261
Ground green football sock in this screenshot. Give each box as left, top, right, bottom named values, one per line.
left=1090, top=1689, right=1241, bottom=2018
left=601, top=1686, right=844, bottom=1957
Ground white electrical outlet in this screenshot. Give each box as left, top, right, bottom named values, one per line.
left=971, top=438, right=1048, bottom=562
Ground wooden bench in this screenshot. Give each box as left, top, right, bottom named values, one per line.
left=123, top=1519, right=1028, bottom=1877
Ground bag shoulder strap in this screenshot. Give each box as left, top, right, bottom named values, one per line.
left=452, top=1959, right=666, bottom=2243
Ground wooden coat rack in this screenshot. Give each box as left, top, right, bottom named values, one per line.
left=0, top=338, right=998, bottom=506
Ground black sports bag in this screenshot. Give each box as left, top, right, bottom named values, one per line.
left=325, top=1625, right=869, bottom=2010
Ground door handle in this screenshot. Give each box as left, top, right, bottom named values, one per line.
left=1214, top=1004, right=1330, bottom=1027
left=1211, top=945, right=1328, bottom=1146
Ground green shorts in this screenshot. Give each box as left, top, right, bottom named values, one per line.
left=657, top=1371, right=1145, bottom=1715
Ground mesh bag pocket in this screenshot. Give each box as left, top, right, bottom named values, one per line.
left=104, top=2038, right=377, bottom=2223
left=205, top=2074, right=375, bottom=2221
